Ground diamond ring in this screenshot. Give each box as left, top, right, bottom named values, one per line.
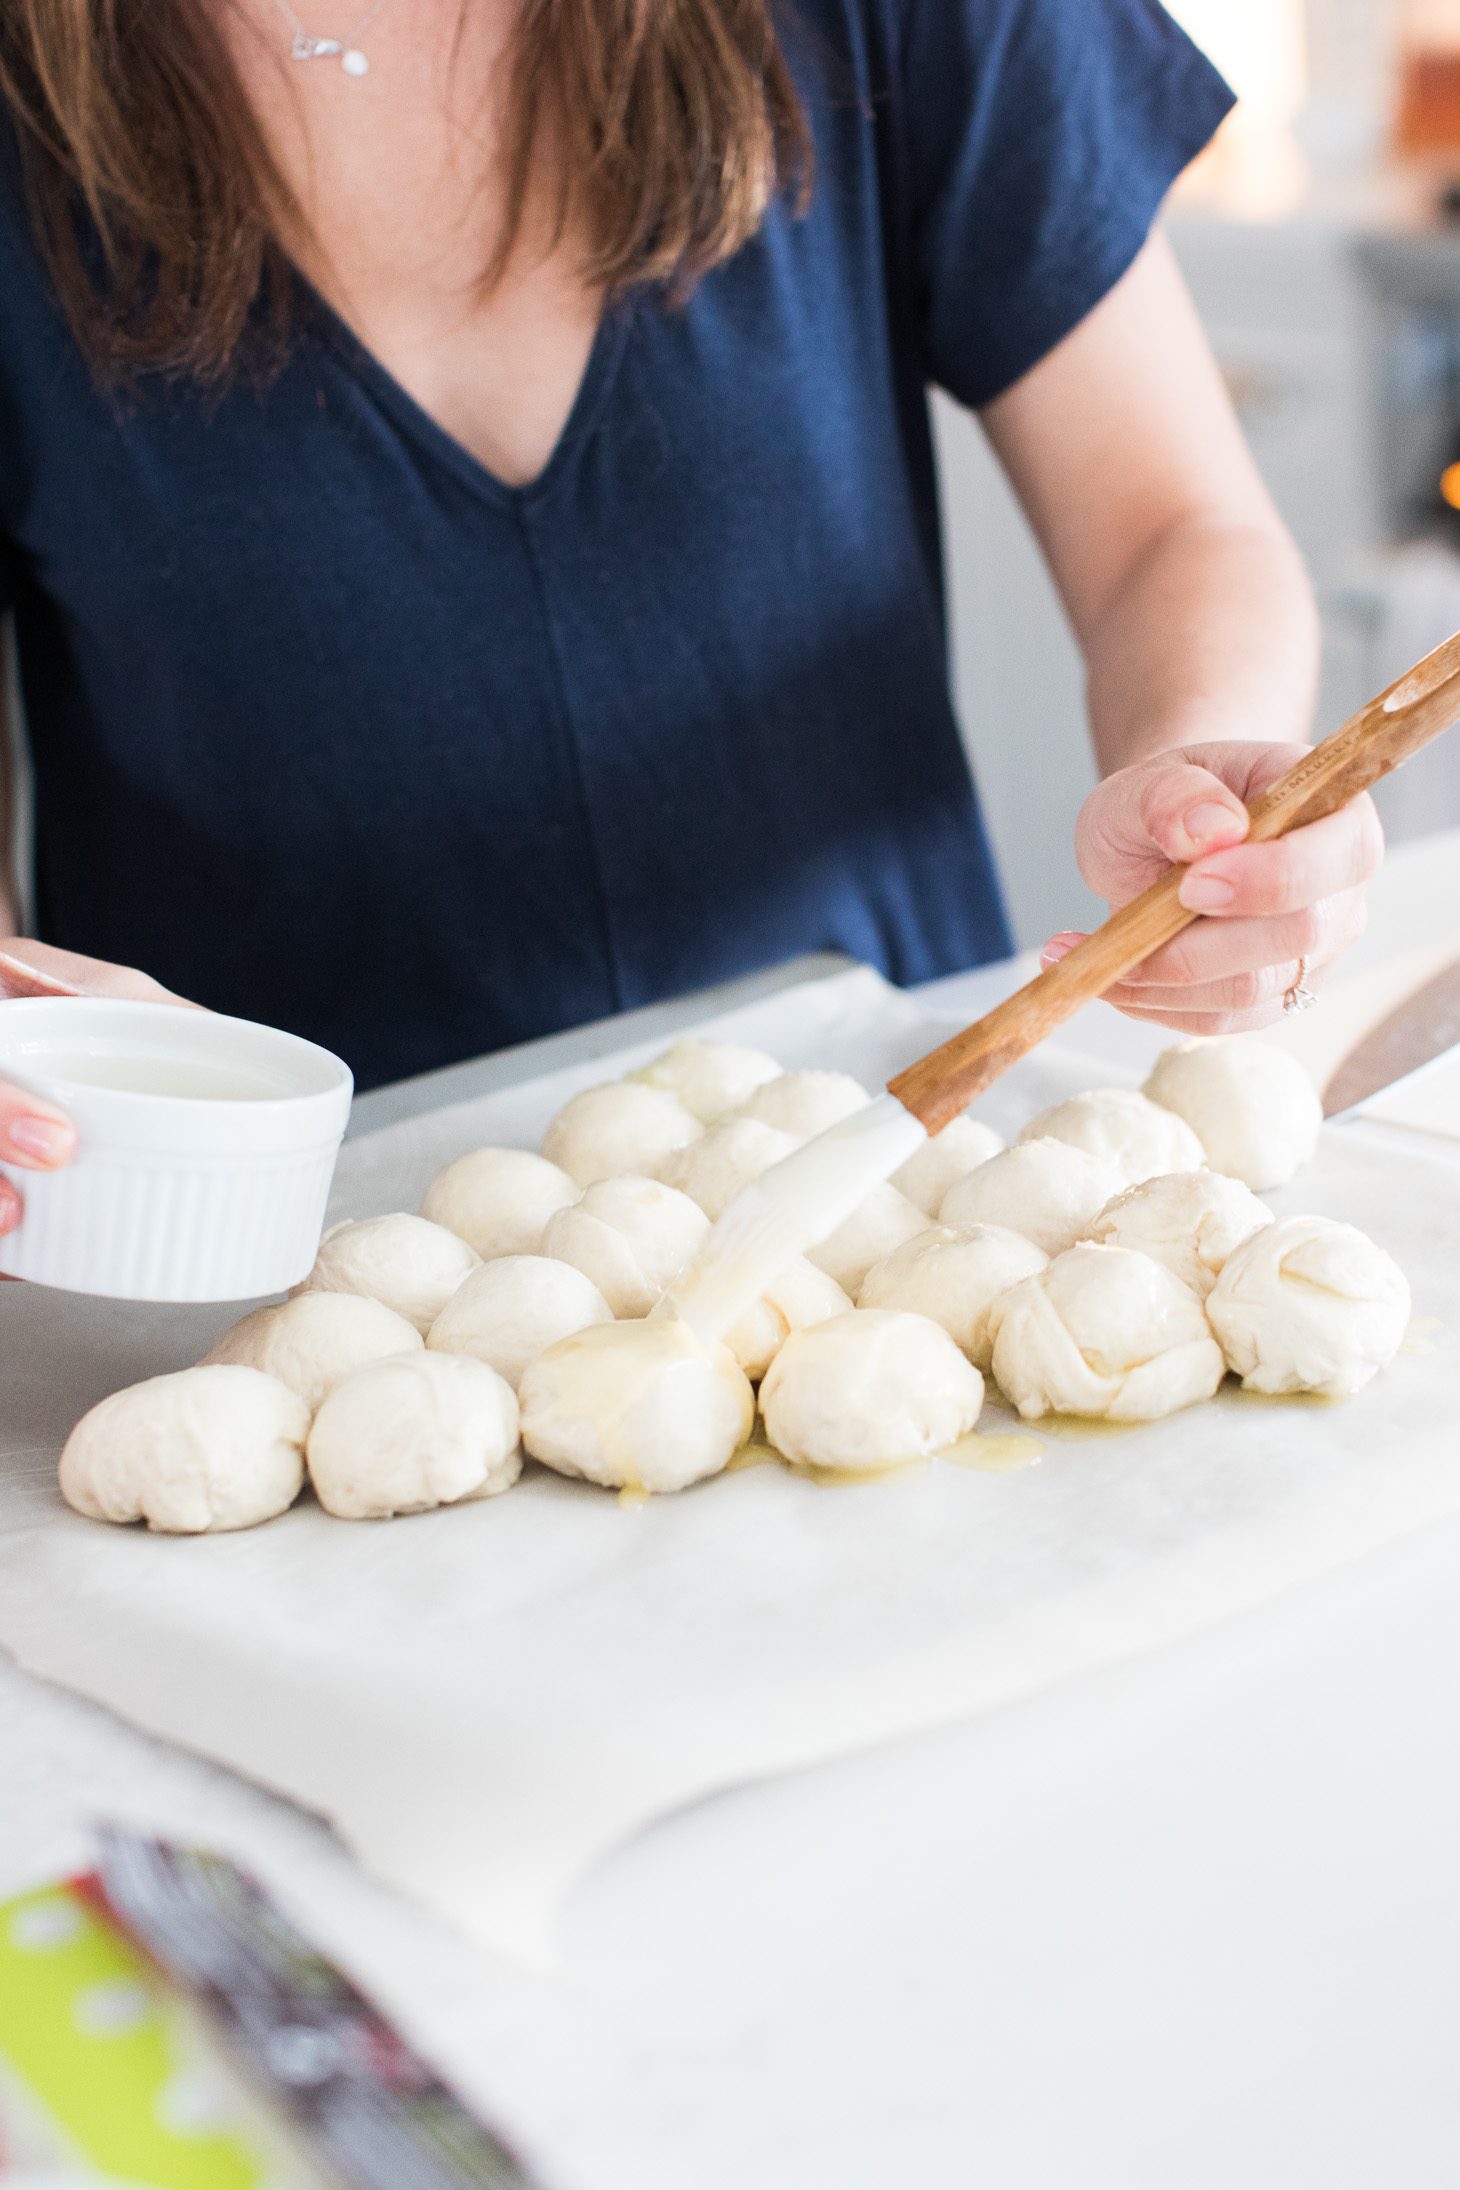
left=1283, top=957, right=1319, bottom=1016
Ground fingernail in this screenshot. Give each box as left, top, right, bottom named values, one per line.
left=7, top=1116, right=75, bottom=1166
left=1185, top=802, right=1245, bottom=850
left=1180, top=873, right=1236, bottom=913
left=0, top=1178, right=18, bottom=1231
left=1041, top=933, right=1086, bottom=968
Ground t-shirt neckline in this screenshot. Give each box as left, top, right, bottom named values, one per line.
left=293, top=269, right=634, bottom=512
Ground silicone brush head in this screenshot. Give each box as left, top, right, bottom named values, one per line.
left=669, top=1092, right=928, bottom=1342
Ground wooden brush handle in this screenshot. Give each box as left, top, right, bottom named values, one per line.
left=889, top=628, right=1460, bottom=1134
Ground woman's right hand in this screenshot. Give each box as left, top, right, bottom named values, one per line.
left=1, top=939, right=196, bottom=1242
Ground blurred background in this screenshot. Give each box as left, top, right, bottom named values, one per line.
left=943, top=0, right=1460, bottom=942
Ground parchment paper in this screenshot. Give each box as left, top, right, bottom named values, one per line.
left=2, top=968, right=1457, bottom=1963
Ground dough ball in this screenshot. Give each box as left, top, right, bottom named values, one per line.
left=1019, top=1089, right=1205, bottom=1186
left=760, top=1309, right=985, bottom=1472
left=421, top=1147, right=578, bottom=1260
left=59, top=1365, right=308, bottom=1533
left=659, top=1118, right=802, bottom=1219
left=202, top=1291, right=424, bottom=1412
left=293, top=1212, right=480, bottom=1333
left=541, top=1081, right=702, bottom=1188
left=541, top=1175, right=710, bottom=1318
left=988, top=1243, right=1225, bottom=1423
left=1144, top=1038, right=1324, bottom=1191
left=1088, top=1171, right=1274, bottom=1299
left=736, top=1069, right=871, bottom=1139
left=804, top=1182, right=928, bottom=1297
left=941, top=1138, right=1126, bottom=1257
left=892, top=1115, right=1004, bottom=1217
left=629, top=1039, right=782, bottom=1124
left=520, top=1318, right=754, bottom=1494
left=427, top=1255, right=614, bottom=1390
left=724, top=1257, right=854, bottom=1381
left=859, top=1223, right=1048, bottom=1372
left=306, top=1351, right=521, bottom=1520
left=1206, top=1215, right=1411, bottom=1399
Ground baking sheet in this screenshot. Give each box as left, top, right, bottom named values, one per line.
left=1, top=966, right=1457, bottom=1964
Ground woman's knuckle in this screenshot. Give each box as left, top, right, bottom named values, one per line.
left=1250, top=968, right=1294, bottom=1012
left=1136, top=770, right=1179, bottom=827
left=1157, top=936, right=1203, bottom=989
left=1287, top=902, right=1325, bottom=957
left=1357, top=799, right=1386, bottom=875
left=1272, top=853, right=1313, bottom=914
left=1218, top=970, right=1260, bottom=1013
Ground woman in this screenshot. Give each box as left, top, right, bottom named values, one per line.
left=0, top=0, right=1377, bottom=1238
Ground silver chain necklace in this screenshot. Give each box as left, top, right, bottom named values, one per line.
left=270, top=0, right=386, bottom=77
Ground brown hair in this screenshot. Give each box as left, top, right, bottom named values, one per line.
left=0, top=0, right=811, bottom=383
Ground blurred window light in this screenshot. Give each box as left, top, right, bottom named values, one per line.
left=1167, top=0, right=1309, bottom=218
left=1166, top=0, right=1307, bottom=118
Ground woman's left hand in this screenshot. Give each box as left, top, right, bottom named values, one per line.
left=1052, top=742, right=1384, bottom=1034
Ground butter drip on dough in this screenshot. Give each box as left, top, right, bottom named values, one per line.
left=520, top=1317, right=754, bottom=1493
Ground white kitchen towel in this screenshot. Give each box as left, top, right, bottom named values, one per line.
left=1, top=968, right=1456, bottom=1962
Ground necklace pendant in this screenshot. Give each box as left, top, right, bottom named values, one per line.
left=291, top=32, right=342, bottom=59
left=340, top=46, right=370, bottom=75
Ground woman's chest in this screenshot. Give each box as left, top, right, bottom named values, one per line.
left=229, top=3, right=602, bottom=488
left=0, top=45, right=928, bottom=702
left=311, top=253, right=602, bottom=492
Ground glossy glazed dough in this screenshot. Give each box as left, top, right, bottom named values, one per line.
left=427, top=1254, right=613, bottom=1390
left=1206, top=1215, right=1411, bottom=1398
left=804, top=1181, right=928, bottom=1297
left=988, top=1243, right=1226, bottom=1422
left=859, top=1223, right=1049, bottom=1372
left=940, top=1138, right=1125, bottom=1257
left=541, top=1175, right=710, bottom=1318
left=1144, top=1037, right=1324, bottom=1190
left=541, top=1081, right=702, bottom=1188
left=59, top=1365, right=308, bottom=1532
left=760, top=1309, right=985, bottom=1472
left=305, top=1351, right=521, bottom=1519
left=736, top=1069, right=871, bottom=1139
left=629, top=1038, right=782, bottom=1124
left=658, top=1118, right=801, bottom=1219
left=724, top=1257, right=853, bottom=1381
left=520, top=1318, right=755, bottom=1493
left=1088, top=1170, right=1273, bottom=1299
left=891, top=1114, right=1004, bottom=1217
left=202, top=1291, right=424, bottom=1412
left=293, top=1212, right=480, bottom=1333
left=1019, top=1088, right=1205, bottom=1186
left=421, top=1146, right=578, bottom=1260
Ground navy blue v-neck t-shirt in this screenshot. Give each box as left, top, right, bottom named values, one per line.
left=0, top=0, right=1230, bottom=1089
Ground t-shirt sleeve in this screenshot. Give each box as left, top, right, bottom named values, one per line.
left=894, top=0, right=1235, bottom=409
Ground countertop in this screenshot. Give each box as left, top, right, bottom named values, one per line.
left=4, top=832, right=1460, bottom=2190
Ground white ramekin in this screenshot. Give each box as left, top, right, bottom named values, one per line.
left=0, top=999, right=353, bottom=1301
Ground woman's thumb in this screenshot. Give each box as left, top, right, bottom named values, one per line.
left=1079, top=759, right=1250, bottom=902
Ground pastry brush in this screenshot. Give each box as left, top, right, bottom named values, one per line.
left=673, top=628, right=1460, bottom=1342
